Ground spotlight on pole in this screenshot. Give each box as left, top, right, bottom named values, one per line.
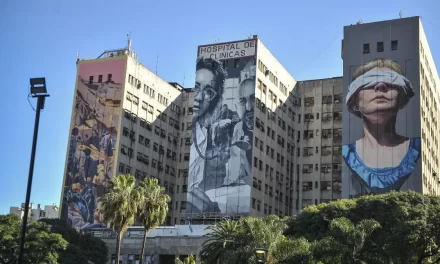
left=253, top=248, right=268, bottom=264
left=17, top=77, right=50, bottom=264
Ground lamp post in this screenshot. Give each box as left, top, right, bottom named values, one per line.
left=253, top=248, right=268, bottom=264
left=17, top=78, right=50, bottom=264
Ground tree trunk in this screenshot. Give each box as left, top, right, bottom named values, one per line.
left=116, top=232, right=122, bottom=264
left=139, top=229, right=148, bottom=264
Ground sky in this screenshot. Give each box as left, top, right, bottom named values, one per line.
left=0, top=0, right=439, bottom=214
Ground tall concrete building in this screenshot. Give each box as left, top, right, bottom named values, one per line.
left=60, top=40, right=189, bottom=230
left=60, top=16, right=439, bottom=234
left=341, top=16, right=439, bottom=198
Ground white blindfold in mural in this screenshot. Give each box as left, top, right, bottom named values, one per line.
left=346, top=68, right=414, bottom=109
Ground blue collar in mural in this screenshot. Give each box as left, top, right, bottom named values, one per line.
left=342, top=137, right=421, bottom=193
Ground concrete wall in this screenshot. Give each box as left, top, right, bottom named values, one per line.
left=89, top=225, right=210, bottom=264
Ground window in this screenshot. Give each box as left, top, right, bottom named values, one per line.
left=322, top=95, right=332, bottom=104
left=377, top=41, right=384, bottom=52
left=188, top=107, right=193, bottom=115
left=333, top=94, right=342, bottom=103
left=391, top=40, right=398, bottom=50
left=107, top=74, right=112, bottom=82
left=234, top=58, right=240, bottom=68
left=304, top=97, right=314, bottom=107
left=89, top=76, right=94, bottom=84
left=119, top=163, right=125, bottom=173
left=125, top=166, right=131, bottom=174
left=142, top=101, right=148, bottom=110
left=184, top=153, right=190, bottom=161
left=133, top=96, right=139, bottom=105
left=98, top=75, right=103, bottom=83
left=363, top=43, right=370, bottom=54
left=187, top=122, right=193, bottom=130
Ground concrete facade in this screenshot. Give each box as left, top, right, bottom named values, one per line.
left=9, top=203, right=59, bottom=221
left=88, top=225, right=210, bottom=264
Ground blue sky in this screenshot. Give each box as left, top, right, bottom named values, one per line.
left=0, top=0, right=439, bottom=214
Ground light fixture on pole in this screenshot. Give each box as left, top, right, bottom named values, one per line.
left=17, top=77, right=50, bottom=264
left=253, top=248, right=268, bottom=264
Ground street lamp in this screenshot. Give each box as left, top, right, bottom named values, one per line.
left=253, top=248, right=268, bottom=264
left=17, top=78, right=50, bottom=264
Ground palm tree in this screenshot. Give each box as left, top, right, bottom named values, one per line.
left=100, top=174, right=143, bottom=262
left=137, top=177, right=170, bottom=264
left=199, top=219, right=242, bottom=263
left=200, top=215, right=291, bottom=264
left=175, top=253, right=197, bottom=264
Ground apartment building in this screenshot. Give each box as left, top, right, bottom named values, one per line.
left=61, top=16, right=439, bottom=234
left=9, top=203, right=59, bottom=221
left=342, top=16, right=439, bottom=198
left=60, top=41, right=189, bottom=230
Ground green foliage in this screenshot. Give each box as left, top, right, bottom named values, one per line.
left=101, top=174, right=144, bottom=261
left=137, top=177, right=170, bottom=263
left=175, top=253, right=197, bottom=264
left=287, top=191, right=440, bottom=264
left=0, top=214, right=68, bottom=264
left=39, top=218, right=108, bottom=264
left=200, top=215, right=297, bottom=264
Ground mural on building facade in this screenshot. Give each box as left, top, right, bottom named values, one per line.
left=187, top=40, right=257, bottom=216
left=342, top=58, right=421, bottom=195
left=61, top=59, right=125, bottom=230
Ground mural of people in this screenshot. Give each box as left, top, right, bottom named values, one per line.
left=62, top=59, right=124, bottom=231
left=342, top=58, right=421, bottom=194
left=187, top=58, right=230, bottom=214
left=187, top=55, right=256, bottom=216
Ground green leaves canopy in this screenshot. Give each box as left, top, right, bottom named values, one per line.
left=0, top=214, right=68, bottom=264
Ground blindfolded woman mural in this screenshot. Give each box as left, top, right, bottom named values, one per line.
left=342, top=58, right=421, bottom=194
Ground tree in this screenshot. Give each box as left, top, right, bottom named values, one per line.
left=101, top=174, right=143, bottom=262
left=199, top=219, right=242, bottom=264
left=175, top=254, right=197, bottom=264
left=286, top=191, right=440, bottom=264
left=39, top=218, right=108, bottom=264
left=312, top=217, right=380, bottom=264
left=137, top=177, right=170, bottom=264
left=0, top=214, right=68, bottom=264
left=200, top=215, right=291, bottom=264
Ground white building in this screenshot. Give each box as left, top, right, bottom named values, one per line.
left=9, top=203, right=59, bottom=221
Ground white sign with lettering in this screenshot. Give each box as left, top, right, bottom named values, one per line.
left=198, top=40, right=256, bottom=60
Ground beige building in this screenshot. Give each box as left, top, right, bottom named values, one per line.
left=341, top=16, right=439, bottom=197
left=9, top=203, right=59, bottom=221
left=61, top=16, right=439, bottom=229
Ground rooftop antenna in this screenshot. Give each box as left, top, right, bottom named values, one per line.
left=183, top=74, right=185, bottom=87
left=248, top=33, right=253, bottom=39
left=76, top=51, right=79, bottom=64
left=127, top=33, right=132, bottom=51
left=155, top=53, right=159, bottom=75
left=399, top=10, right=403, bottom=18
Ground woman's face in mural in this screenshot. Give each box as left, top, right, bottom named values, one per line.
left=357, top=81, right=400, bottom=120
left=194, top=68, right=217, bottom=120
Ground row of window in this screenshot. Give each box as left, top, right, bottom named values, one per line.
left=302, top=163, right=342, bottom=173
left=303, top=129, right=342, bottom=140
left=88, top=74, right=113, bottom=84
left=363, top=40, right=398, bottom=54
left=124, top=110, right=179, bottom=141
left=302, top=181, right=342, bottom=192
left=252, top=197, right=288, bottom=217
left=257, top=60, right=285, bottom=95
left=304, top=95, right=342, bottom=107
left=157, top=93, right=169, bottom=106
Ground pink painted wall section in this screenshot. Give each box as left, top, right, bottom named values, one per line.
left=79, top=58, right=126, bottom=83
left=61, top=58, right=126, bottom=231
